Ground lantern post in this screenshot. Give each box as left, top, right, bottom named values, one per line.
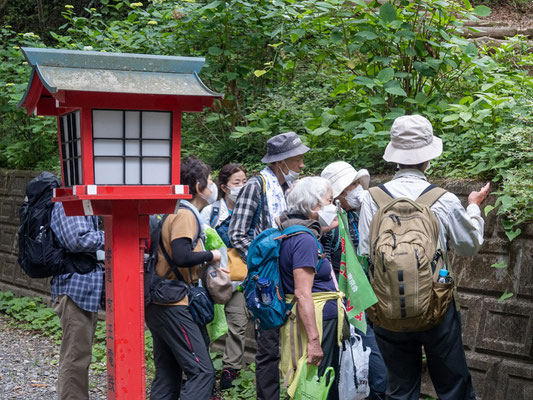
left=18, top=47, right=222, bottom=399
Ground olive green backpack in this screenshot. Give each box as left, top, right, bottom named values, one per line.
left=366, top=184, right=454, bottom=332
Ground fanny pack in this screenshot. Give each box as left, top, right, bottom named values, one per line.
left=188, top=284, right=215, bottom=325
left=159, top=236, right=215, bottom=325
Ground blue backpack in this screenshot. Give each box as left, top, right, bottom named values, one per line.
left=244, top=225, right=323, bottom=330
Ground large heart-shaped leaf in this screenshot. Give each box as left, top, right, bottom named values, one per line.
left=379, top=2, right=397, bottom=23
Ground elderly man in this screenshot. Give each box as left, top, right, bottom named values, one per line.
left=358, top=115, right=489, bottom=400
left=229, top=131, right=309, bottom=400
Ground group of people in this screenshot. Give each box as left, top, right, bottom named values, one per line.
left=48, top=114, right=489, bottom=400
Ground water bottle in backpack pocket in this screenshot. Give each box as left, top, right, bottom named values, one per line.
left=245, top=276, right=290, bottom=330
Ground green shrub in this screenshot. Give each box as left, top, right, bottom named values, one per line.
left=0, top=0, right=531, bottom=235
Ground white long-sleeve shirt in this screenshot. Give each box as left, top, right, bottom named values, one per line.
left=358, top=169, right=484, bottom=258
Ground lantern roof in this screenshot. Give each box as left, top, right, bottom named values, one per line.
left=18, top=47, right=222, bottom=113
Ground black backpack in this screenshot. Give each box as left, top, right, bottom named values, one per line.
left=17, top=172, right=64, bottom=278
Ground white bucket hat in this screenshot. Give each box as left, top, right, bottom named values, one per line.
left=383, top=115, right=442, bottom=164
left=321, top=161, right=370, bottom=199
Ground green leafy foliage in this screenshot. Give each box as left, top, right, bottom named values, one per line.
left=0, top=27, right=60, bottom=172
left=0, top=0, right=531, bottom=236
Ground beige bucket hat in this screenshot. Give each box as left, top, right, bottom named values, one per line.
left=321, top=161, right=370, bottom=199
left=383, top=115, right=442, bottom=164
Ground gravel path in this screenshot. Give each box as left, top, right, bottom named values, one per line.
left=0, top=317, right=107, bottom=400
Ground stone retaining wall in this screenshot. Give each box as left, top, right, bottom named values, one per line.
left=0, top=168, right=531, bottom=398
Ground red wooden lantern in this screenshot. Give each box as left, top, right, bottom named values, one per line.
left=19, top=47, right=222, bottom=399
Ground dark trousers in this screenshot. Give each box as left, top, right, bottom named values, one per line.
left=354, top=319, right=387, bottom=400
left=318, top=318, right=340, bottom=400
left=255, top=326, right=281, bottom=400
left=145, top=304, right=216, bottom=400
left=374, top=303, right=476, bottom=400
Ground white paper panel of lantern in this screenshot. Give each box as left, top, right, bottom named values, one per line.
left=92, top=110, right=123, bottom=138
left=125, top=111, right=140, bottom=138
left=94, top=139, right=123, bottom=156
left=92, top=110, right=171, bottom=185
left=94, top=157, right=123, bottom=184
left=125, top=141, right=140, bottom=156
left=142, top=158, right=170, bottom=184
left=142, top=112, right=171, bottom=139
left=125, top=158, right=141, bottom=185
left=142, top=140, right=170, bottom=157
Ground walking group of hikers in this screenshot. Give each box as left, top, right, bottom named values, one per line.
left=18, top=114, right=490, bottom=400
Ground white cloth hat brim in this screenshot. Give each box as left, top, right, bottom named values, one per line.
left=329, top=168, right=370, bottom=198
left=383, top=136, right=442, bottom=164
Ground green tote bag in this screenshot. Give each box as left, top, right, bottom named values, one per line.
left=293, top=361, right=335, bottom=400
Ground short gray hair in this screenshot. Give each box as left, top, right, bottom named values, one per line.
left=286, top=176, right=332, bottom=216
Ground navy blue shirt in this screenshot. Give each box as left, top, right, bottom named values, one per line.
left=279, top=232, right=338, bottom=320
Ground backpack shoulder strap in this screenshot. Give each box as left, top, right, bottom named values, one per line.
left=210, top=203, right=220, bottom=227
left=368, top=184, right=394, bottom=209
left=416, top=185, right=447, bottom=208
left=280, top=225, right=324, bottom=272
left=256, top=173, right=267, bottom=195
left=157, top=215, right=188, bottom=282
left=179, top=203, right=202, bottom=247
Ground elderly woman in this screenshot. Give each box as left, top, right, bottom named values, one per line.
left=277, top=176, right=344, bottom=400
left=321, top=161, right=387, bottom=400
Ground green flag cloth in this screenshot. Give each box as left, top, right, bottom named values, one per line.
left=337, top=208, right=377, bottom=333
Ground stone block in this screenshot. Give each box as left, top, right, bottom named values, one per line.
left=510, top=239, right=533, bottom=297
left=0, top=226, right=18, bottom=254
left=0, top=256, right=16, bottom=283
left=29, top=276, right=50, bottom=294
left=453, top=252, right=510, bottom=293
left=476, top=298, right=533, bottom=360
left=493, top=360, right=533, bottom=400
left=521, top=223, right=533, bottom=239
left=466, top=352, right=501, bottom=400
left=458, top=293, right=483, bottom=350
left=0, top=198, right=21, bottom=226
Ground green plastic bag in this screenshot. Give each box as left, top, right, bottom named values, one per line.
left=206, top=304, right=228, bottom=341
left=204, top=226, right=225, bottom=251
left=293, top=361, right=335, bottom=400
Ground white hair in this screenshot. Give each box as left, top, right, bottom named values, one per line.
left=286, top=176, right=332, bottom=216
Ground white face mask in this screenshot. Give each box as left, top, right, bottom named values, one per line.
left=281, top=161, right=300, bottom=186
left=227, top=186, right=243, bottom=203
left=200, top=182, right=218, bottom=205
left=317, top=203, right=337, bottom=228
left=346, top=185, right=364, bottom=210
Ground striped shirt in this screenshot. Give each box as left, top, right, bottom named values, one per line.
left=50, top=203, right=105, bottom=313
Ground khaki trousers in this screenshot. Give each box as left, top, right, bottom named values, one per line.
left=53, top=295, right=98, bottom=400
left=222, top=291, right=249, bottom=370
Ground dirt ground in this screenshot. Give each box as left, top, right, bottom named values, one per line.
left=477, top=1, right=533, bottom=27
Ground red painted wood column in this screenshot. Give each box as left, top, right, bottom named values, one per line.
left=104, top=201, right=149, bottom=399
